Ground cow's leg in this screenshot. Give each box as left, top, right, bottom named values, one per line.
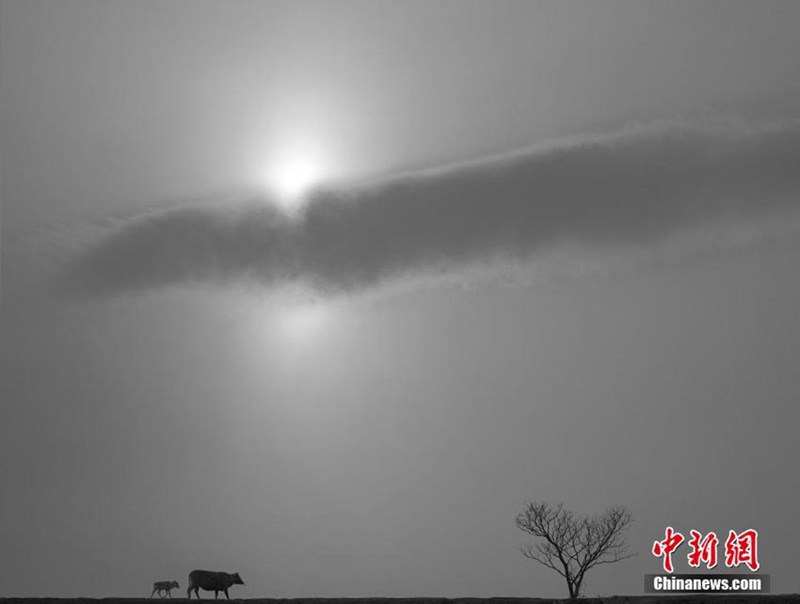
left=224, top=590, right=230, bottom=600
left=215, top=591, right=219, bottom=599
left=151, top=589, right=157, bottom=599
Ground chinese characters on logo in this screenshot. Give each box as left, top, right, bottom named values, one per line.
left=652, top=528, right=759, bottom=573
left=652, top=526, right=684, bottom=573
left=724, top=529, right=759, bottom=571
left=688, top=530, right=719, bottom=569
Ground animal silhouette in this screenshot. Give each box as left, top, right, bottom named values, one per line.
left=151, top=581, right=179, bottom=598
left=186, top=570, right=245, bottom=599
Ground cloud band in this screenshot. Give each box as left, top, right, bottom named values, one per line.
left=60, top=117, right=800, bottom=297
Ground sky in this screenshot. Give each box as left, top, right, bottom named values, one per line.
left=2, top=0, right=800, bottom=599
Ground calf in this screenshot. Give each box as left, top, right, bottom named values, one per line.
left=151, top=581, right=179, bottom=598
left=187, top=570, right=245, bottom=600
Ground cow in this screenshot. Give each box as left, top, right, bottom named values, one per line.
left=186, top=570, right=245, bottom=600
left=151, top=581, right=180, bottom=598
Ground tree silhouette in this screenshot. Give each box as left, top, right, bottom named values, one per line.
left=515, top=501, right=634, bottom=599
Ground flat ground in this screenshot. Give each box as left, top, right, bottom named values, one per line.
left=2, top=596, right=800, bottom=604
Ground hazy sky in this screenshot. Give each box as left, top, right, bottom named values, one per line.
left=2, top=0, right=800, bottom=599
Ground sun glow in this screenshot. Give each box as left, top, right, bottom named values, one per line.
left=270, top=156, right=321, bottom=201
left=276, top=302, right=330, bottom=344
left=261, top=141, right=332, bottom=213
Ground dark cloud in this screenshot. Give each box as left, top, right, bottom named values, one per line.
left=60, top=117, right=800, bottom=297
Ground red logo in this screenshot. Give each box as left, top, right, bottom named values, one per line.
left=653, top=527, right=759, bottom=573
left=687, top=530, right=719, bottom=569
left=652, top=526, right=685, bottom=573
left=725, top=529, right=760, bottom=571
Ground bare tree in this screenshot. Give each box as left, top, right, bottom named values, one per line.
left=514, top=501, right=634, bottom=599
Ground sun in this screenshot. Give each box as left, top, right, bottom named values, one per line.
left=261, top=142, right=331, bottom=212
left=271, top=156, right=321, bottom=201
